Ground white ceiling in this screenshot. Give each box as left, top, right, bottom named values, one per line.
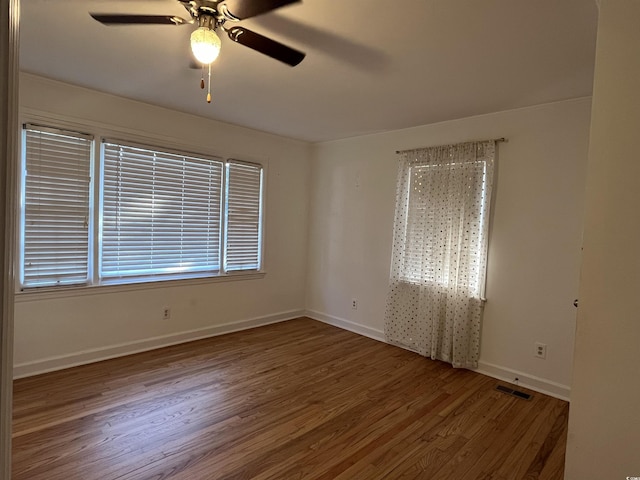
left=20, top=0, right=598, bottom=143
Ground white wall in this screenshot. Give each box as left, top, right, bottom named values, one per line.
left=306, top=98, right=592, bottom=399
left=565, top=0, right=640, bottom=477
left=14, top=74, right=311, bottom=376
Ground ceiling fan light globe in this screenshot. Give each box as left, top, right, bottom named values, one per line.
left=190, top=27, right=221, bottom=65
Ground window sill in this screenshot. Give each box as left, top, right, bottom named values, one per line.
left=14, top=271, right=266, bottom=303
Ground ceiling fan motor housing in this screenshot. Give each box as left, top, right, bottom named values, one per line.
left=180, top=0, right=238, bottom=23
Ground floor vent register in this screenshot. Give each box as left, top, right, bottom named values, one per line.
left=495, top=384, right=533, bottom=400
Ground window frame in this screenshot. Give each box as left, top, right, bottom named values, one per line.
left=19, top=123, right=95, bottom=289
left=98, top=138, right=227, bottom=282
left=16, top=116, right=267, bottom=295
left=223, top=159, right=265, bottom=273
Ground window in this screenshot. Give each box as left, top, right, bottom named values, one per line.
left=101, top=141, right=224, bottom=279
left=393, top=142, right=494, bottom=299
left=21, top=125, right=93, bottom=288
left=225, top=161, right=263, bottom=271
left=19, top=125, right=264, bottom=290
left=402, top=160, right=489, bottom=295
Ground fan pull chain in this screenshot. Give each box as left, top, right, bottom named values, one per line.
left=207, top=64, right=212, bottom=103
left=200, top=65, right=205, bottom=90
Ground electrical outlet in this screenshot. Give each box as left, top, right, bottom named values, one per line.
left=534, top=342, right=547, bottom=359
left=163, top=307, right=171, bottom=320
left=351, top=298, right=358, bottom=310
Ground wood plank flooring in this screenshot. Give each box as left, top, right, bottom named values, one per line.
left=12, top=318, right=568, bottom=479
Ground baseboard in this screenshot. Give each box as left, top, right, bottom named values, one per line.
left=305, top=309, right=570, bottom=401
left=474, top=361, right=570, bottom=401
left=16, top=308, right=571, bottom=401
left=305, top=309, right=385, bottom=342
left=13, top=309, right=305, bottom=379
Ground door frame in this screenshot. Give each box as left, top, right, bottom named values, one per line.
left=0, top=0, right=19, bottom=478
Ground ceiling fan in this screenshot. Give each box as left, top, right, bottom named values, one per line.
left=90, top=0, right=305, bottom=102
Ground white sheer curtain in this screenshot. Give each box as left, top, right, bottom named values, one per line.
left=384, top=140, right=495, bottom=368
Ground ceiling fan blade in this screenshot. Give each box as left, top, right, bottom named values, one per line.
left=227, top=26, right=305, bottom=66
left=90, top=13, right=189, bottom=25
left=222, top=0, right=300, bottom=20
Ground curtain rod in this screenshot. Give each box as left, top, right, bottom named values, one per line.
left=395, top=137, right=507, bottom=154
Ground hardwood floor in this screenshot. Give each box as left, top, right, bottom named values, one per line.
left=12, top=318, right=568, bottom=480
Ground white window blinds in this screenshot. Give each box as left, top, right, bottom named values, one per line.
left=21, top=125, right=92, bottom=288
left=101, top=141, right=224, bottom=279
left=19, top=124, right=265, bottom=290
left=224, top=161, right=263, bottom=271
